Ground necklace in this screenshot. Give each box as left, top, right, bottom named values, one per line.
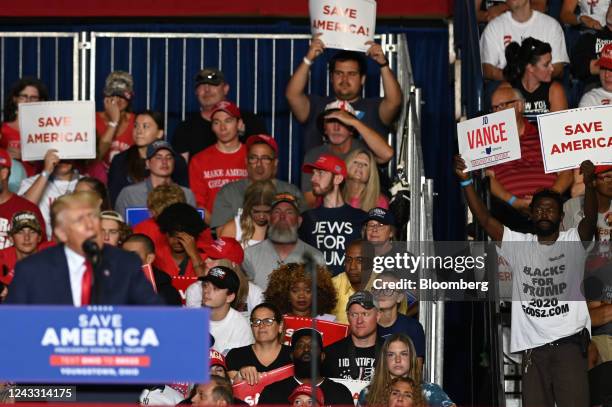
left=51, top=171, right=76, bottom=196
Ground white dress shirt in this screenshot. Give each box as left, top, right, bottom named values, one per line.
left=65, top=245, right=87, bottom=306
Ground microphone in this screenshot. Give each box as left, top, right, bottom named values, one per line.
left=82, top=239, right=102, bottom=268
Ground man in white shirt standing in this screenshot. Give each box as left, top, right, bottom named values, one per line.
left=480, top=0, right=569, bottom=80
left=202, top=265, right=254, bottom=355
left=454, top=156, right=597, bottom=407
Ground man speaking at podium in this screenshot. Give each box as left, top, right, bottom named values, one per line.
left=6, top=191, right=161, bottom=306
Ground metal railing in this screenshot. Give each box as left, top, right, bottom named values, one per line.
left=0, top=27, right=439, bottom=383
left=0, top=32, right=80, bottom=112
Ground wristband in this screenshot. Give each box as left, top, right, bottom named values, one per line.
left=378, top=59, right=389, bottom=68
left=460, top=178, right=473, bottom=187
left=108, top=121, right=118, bottom=128
left=506, top=195, right=517, bottom=206
left=303, top=56, right=313, bottom=66
left=40, top=170, right=50, bottom=179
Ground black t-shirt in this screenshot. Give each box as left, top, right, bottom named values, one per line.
left=298, top=204, right=367, bottom=276
left=171, top=110, right=267, bottom=158
left=257, top=376, right=354, bottom=406
left=225, top=344, right=292, bottom=372
left=152, top=267, right=182, bottom=306
left=322, top=336, right=383, bottom=382
left=571, top=27, right=612, bottom=86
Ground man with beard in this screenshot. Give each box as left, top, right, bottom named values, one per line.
left=242, top=193, right=324, bottom=290
left=210, top=135, right=306, bottom=229
left=258, top=328, right=353, bottom=405
left=299, top=154, right=366, bottom=276
left=454, top=156, right=597, bottom=407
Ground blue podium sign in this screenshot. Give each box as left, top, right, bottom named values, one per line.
left=0, top=306, right=209, bottom=384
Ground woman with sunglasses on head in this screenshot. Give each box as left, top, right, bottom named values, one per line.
left=358, top=334, right=455, bottom=407
left=264, top=262, right=338, bottom=321
left=225, top=302, right=291, bottom=385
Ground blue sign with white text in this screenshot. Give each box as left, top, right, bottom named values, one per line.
left=0, top=306, right=209, bottom=384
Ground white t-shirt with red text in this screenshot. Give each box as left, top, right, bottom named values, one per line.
left=579, top=87, right=612, bottom=107
left=480, top=11, right=569, bottom=69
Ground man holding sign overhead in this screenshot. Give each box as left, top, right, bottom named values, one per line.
left=286, top=0, right=402, bottom=152
left=485, top=86, right=572, bottom=232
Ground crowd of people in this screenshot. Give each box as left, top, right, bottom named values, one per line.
left=0, top=32, right=449, bottom=406
left=475, top=2, right=612, bottom=406
left=0, top=2, right=611, bottom=405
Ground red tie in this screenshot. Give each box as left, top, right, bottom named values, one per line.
left=81, top=260, right=93, bottom=306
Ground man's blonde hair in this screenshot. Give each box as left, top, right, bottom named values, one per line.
left=51, top=191, right=101, bottom=229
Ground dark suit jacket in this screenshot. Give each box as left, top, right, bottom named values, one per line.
left=5, top=243, right=162, bottom=305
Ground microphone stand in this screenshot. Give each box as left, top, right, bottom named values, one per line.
left=82, top=240, right=103, bottom=305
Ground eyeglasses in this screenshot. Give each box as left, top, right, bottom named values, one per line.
left=247, top=155, right=274, bottom=164
left=250, top=318, right=276, bottom=327
left=365, top=222, right=387, bottom=230
left=491, top=99, right=520, bottom=112
left=17, top=93, right=40, bottom=102
left=372, top=288, right=396, bottom=297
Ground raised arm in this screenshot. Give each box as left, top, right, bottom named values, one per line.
left=21, top=149, right=58, bottom=205
left=97, top=97, right=122, bottom=160
left=285, top=34, right=325, bottom=123
left=365, top=41, right=402, bottom=126
left=578, top=160, right=597, bottom=242
left=455, top=155, right=504, bottom=242
left=324, top=110, right=393, bottom=163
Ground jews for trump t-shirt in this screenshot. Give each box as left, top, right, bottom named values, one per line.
left=298, top=204, right=367, bottom=276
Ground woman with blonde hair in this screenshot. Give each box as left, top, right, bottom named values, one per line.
left=359, top=334, right=455, bottom=407
left=343, top=148, right=389, bottom=212
left=218, top=180, right=275, bottom=248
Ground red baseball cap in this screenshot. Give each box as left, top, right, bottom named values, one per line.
left=211, top=100, right=241, bottom=119
left=202, top=237, right=244, bottom=265
left=0, top=149, right=12, bottom=168
left=595, top=165, right=612, bottom=175
left=209, top=349, right=227, bottom=370
left=597, top=44, right=612, bottom=70
left=288, top=384, right=325, bottom=406
left=302, top=153, right=347, bottom=177
left=246, top=134, right=278, bottom=155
